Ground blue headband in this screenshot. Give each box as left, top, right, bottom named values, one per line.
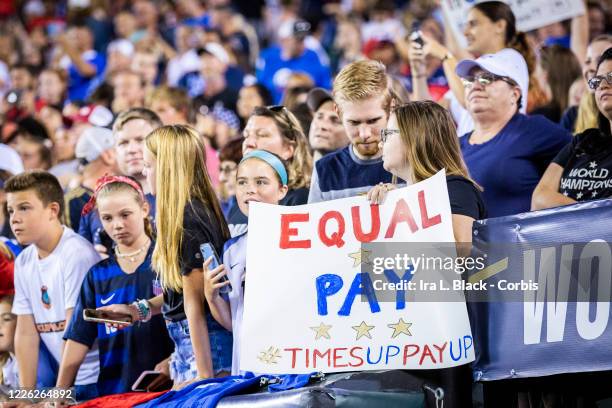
left=240, top=150, right=288, bottom=186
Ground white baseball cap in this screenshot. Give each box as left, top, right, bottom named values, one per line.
left=75, top=127, right=114, bottom=163
left=198, top=43, right=230, bottom=66
left=455, top=48, right=529, bottom=113
left=107, top=39, right=135, bottom=58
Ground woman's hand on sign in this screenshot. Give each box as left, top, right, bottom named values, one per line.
left=203, top=257, right=230, bottom=300
left=367, top=183, right=396, bottom=205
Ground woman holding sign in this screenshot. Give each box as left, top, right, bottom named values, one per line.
left=368, top=100, right=484, bottom=408
left=368, top=100, right=486, bottom=243
left=203, top=150, right=289, bottom=375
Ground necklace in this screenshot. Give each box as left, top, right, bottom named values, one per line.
left=115, top=240, right=150, bottom=263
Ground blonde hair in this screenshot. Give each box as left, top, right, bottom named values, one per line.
left=96, top=180, right=154, bottom=240
left=146, top=125, right=229, bottom=292
left=251, top=106, right=313, bottom=190
left=0, top=241, right=14, bottom=261
left=333, top=59, right=395, bottom=115
left=145, top=86, right=190, bottom=114
left=574, top=92, right=599, bottom=134
left=394, top=101, right=478, bottom=186
left=112, top=108, right=162, bottom=134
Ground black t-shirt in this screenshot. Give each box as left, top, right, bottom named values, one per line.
left=553, top=128, right=612, bottom=202
left=447, top=175, right=487, bottom=220
left=280, top=187, right=309, bottom=206
left=163, top=200, right=227, bottom=322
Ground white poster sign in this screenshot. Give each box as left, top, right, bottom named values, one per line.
left=240, top=171, right=474, bottom=374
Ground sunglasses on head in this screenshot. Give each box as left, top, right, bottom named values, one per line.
left=588, top=72, right=612, bottom=91
left=260, top=105, right=297, bottom=136
left=461, top=72, right=517, bottom=88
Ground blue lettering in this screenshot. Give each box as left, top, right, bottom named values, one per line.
left=463, top=335, right=473, bottom=359
left=449, top=338, right=462, bottom=361
left=338, top=273, right=380, bottom=316
left=383, top=266, right=414, bottom=310
left=315, top=274, right=343, bottom=316
left=367, top=346, right=383, bottom=364
left=385, top=345, right=400, bottom=364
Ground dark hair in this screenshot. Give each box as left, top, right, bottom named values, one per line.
left=540, top=45, right=582, bottom=114
left=219, top=137, right=243, bottom=164
left=89, top=82, right=114, bottom=108
left=596, top=47, right=612, bottom=73
left=247, top=84, right=273, bottom=107
left=472, top=1, right=536, bottom=75
left=5, top=171, right=65, bottom=220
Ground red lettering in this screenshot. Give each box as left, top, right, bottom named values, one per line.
left=313, top=348, right=331, bottom=368
left=419, top=345, right=437, bottom=365
left=419, top=190, right=441, bottom=229
left=333, top=348, right=348, bottom=368
left=349, top=347, right=364, bottom=367
left=352, top=205, right=381, bottom=243
left=384, top=199, right=418, bottom=238
left=306, top=348, right=310, bottom=368
left=433, top=342, right=447, bottom=364
left=285, top=348, right=302, bottom=369
left=279, top=213, right=311, bottom=249
left=318, top=211, right=346, bottom=248
left=403, top=344, right=420, bottom=365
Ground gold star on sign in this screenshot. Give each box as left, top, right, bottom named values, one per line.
left=257, top=346, right=282, bottom=364
left=352, top=321, right=375, bottom=340
left=310, top=322, right=332, bottom=340
left=348, top=248, right=372, bottom=267
left=387, top=318, right=412, bottom=338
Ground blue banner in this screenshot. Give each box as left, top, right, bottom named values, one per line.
left=468, top=199, right=612, bottom=381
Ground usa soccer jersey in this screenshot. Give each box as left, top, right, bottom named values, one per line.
left=65, top=245, right=173, bottom=396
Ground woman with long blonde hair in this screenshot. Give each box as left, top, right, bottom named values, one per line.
left=103, top=125, right=232, bottom=386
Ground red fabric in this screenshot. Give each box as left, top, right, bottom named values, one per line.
left=75, top=391, right=166, bottom=408
left=0, top=251, right=14, bottom=296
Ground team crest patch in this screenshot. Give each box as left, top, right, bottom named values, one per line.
left=41, top=285, right=51, bottom=309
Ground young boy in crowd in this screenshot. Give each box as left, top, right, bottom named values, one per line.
left=5, top=171, right=100, bottom=400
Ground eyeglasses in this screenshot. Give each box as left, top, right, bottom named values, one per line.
left=461, top=72, right=517, bottom=88
left=380, top=128, right=400, bottom=143
left=588, top=72, right=612, bottom=90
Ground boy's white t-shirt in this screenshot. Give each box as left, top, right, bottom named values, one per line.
left=12, top=227, right=101, bottom=385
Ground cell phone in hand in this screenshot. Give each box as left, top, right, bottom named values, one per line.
left=410, top=31, right=425, bottom=47
left=83, top=309, right=133, bottom=325
left=131, top=371, right=172, bottom=392
left=200, top=243, right=232, bottom=294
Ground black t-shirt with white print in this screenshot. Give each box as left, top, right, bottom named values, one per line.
left=553, top=128, right=612, bottom=201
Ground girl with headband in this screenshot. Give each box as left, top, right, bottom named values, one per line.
left=57, top=175, right=173, bottom=397
left=203, top=149, right=288, bottom=375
